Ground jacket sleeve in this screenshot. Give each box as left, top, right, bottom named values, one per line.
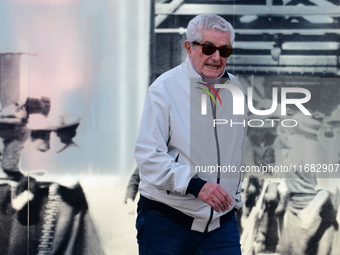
left=135, top=86, right=198, bottom=195
left=124, top=167, right=140, bottom=203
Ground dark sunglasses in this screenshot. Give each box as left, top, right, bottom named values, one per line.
left=192, top=41, right=234, bottom=58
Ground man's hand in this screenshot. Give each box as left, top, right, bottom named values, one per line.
left=125, top=198, right=136, bottom=215
left=197, top=183, right=233, bottom=212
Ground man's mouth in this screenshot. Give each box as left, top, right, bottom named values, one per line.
left=206, top=64, right=219, bottom=69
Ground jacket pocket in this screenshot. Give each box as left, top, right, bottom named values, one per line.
left=166, top=153, right=180, bottom=195
left=175, top=153, right=180, bottom=162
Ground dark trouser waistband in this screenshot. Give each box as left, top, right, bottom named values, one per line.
left=138, top=195, right=237, bottom=230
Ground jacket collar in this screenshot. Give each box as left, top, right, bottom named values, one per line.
left=182, top=56, right=201, bottom=79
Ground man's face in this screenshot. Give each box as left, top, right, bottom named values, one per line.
left=184, top=29, right=231, bottom=78
left=333, top=123, right=340, bottom=136
left=323, top=123, right=334, bottom=138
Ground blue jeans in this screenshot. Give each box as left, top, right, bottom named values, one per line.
left=136, top=209, right=241, bottom=255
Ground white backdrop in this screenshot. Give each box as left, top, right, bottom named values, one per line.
left=0, top=0, right=150, bottom=176
left=0, top=1, right=150, bottom=254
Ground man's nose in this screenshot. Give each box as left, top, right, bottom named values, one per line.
left=38, top=141, right=50, bottom=152
left=210, top=49, right=220, bottom=60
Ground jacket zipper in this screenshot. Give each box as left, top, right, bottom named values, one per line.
left=203, top=88, right=243, bottom=232
left=204, top=93, right=221, bottom=233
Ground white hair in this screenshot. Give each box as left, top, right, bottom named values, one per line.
left=186, top=14, right=235, bottom=44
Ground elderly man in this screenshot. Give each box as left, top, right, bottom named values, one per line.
left=135, top=14, right=246, bottom=254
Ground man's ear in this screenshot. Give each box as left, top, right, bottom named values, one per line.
left=184, top=40, right=192, bottom=55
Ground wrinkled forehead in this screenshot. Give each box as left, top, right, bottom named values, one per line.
left=200, top=29, right=232, bottom=44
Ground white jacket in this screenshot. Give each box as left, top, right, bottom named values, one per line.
left=135, top=57, right=246, bottom=233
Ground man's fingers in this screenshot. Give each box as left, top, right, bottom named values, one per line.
left=197, top=183, right=234, bottom=212
left=214, top=193, right=229, bottom=211
left=208, top=199, right=221, bottom=212
left=215, top=186, right=233, bottom=206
